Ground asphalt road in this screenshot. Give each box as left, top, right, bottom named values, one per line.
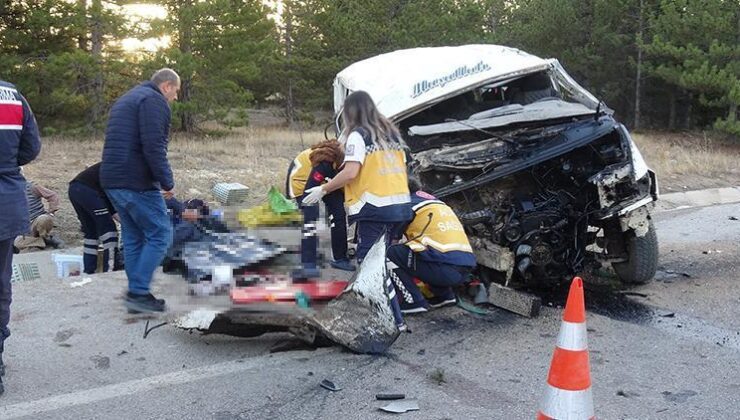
left=1, top=203, right=739, bottom=419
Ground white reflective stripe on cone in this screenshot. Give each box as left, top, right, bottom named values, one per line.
left=556, top=320, right=588, bottom=351
left=83, top=239, right=98, bottom=246
left=540, top=383, right=594, bottom=420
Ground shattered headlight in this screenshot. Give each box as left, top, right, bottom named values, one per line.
left=618, top=125, right=649, bottom=180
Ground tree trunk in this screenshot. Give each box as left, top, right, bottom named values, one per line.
left=668, top=90, right=677, bottom=131
left=77, top=0, right=87, bottom=51
left=178, top=0, right=195, bottom=132
left=89, top=0, right=104, bottom=131
left=633, top=0, right=644, bottom=130
left=284, top=0, right=295, bottom=125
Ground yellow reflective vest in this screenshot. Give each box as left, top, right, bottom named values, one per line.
left=404, top=193, right=476, bottom=267
left=287, top=149, right=312, bottom=198
left=344, top=128, right=411, bottom=222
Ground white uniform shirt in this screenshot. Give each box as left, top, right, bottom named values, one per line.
left=343, top=131, right=366, bottom=165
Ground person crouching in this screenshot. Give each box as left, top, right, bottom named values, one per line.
left=388, top=177, right=476, bottom=314
left=287, top=139, right=354, bottom=280
left=68, top=162, right=121, bottom=274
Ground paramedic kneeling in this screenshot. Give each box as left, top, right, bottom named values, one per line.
left=387, top=179, right=476, bottom=314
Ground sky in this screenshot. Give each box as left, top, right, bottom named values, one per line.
left=120, top=3, right=168, bottom=52
left=118, top=1, right=280, bottom=52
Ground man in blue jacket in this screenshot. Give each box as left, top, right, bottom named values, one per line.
left=101, top=68, right=180, bottom=313
left=0, top=80, right=42, bottom=395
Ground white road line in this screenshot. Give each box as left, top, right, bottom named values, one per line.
left=0, top=357, right=280, bottom=419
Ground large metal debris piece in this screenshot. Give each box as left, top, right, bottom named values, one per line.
left=310, top=235, right=400, bottom=354
left=173, top=235, right=401, bottom=354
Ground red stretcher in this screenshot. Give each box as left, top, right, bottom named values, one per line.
left=230, top=279, right=349, bottom=305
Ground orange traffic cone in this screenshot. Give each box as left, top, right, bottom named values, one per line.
left=537, top=277, right=595, bottom=420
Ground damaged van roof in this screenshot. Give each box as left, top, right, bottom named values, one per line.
left=333, top=44, right=551, bottom=120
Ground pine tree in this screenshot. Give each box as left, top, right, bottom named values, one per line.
left=645, top=0, right=739, bottom=134
left=146, top=0, right=279, bottom=131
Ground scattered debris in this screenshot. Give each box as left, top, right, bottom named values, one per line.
left=456, top=299, right=489, bottom=315
left=143, top=320, right=168, bottom=339
left=90, top=355, right=110, bottom=370
left=212, top=182, right=249, bottom=205
left=617, top=390, right=640, bottom=398
left=376, top=393, right=406, bottom=401
left=379, top=400, right=420, bottom=414
left=729, top=216, right=738, bottom=221
left=10, top=262, right=41, bottom=283
left=117, top=350, right=128, bottom=356
left=617, top=291, right=649, bottom=298
left=58, top=343, right=72, bottom=348
left=319, top=379, right=341, bottom=392
left=487, top=282, right=541, bottom=317
left=654, top=269, right=692, bottom=283
left=702, top=249, right=723, bottom=255
left=416, top=349, right=426, bottom=356
left=429, top=368, right=446, bottom=385
left=661, top=390, right=697, bottom=403
left=69, top=277, right=93, bottom=288
left=658, top=312, right=676, bottom=318
left=54, top=329, right=74, bottom=343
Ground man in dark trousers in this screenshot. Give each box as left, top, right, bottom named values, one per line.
left=0, top=79, right=42, bottom=395
left=69, top=162, right=121, bottom=274
left=101, top=68, right=180, bottom=314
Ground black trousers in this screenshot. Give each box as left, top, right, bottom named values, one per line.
left=298, top=191, right=348, bottom=266
left=387, top=244, right=471, bottom=305
left=69, top=182, right=119, bottom=274
left=0, top=238, right=14, bottom=350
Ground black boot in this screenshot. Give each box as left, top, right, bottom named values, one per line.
left=125, top=292, right=166, bottom=314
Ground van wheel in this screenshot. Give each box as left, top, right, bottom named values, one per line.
left=610, top=220, right=659, bottom=284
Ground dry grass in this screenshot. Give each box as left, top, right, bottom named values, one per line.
left=632, top=131, right=740, bottom=192
left=22, top=128, right=739, bottom=246
left=23, top=126, right=324, bottom=245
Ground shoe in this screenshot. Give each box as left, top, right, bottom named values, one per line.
left=400, top=300, right=429, bottom=314
left=330, top=259, right=356, bottom=272
left=428, top=295, right=457, bottom=309
left=44, top=235, right=65, bottom=249
left=291, top=267, right=320, bottom=281
left=125, top=292, right=166, bottom=314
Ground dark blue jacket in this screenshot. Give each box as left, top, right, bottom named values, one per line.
left=0, top=80, right=41, bottom=241
left=101, top=81, right=174, bottom=191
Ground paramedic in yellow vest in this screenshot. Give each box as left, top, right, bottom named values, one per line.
left=302, top=91, right=413, bottom=262
left=286, top=140, right=354, bottom=280
left=387, top=177, right=477, bottom=314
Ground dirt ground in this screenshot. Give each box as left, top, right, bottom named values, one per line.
left=20, top=128, right=740, bottom=247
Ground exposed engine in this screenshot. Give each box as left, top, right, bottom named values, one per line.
left=407, top=117, right=649, bottom=285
